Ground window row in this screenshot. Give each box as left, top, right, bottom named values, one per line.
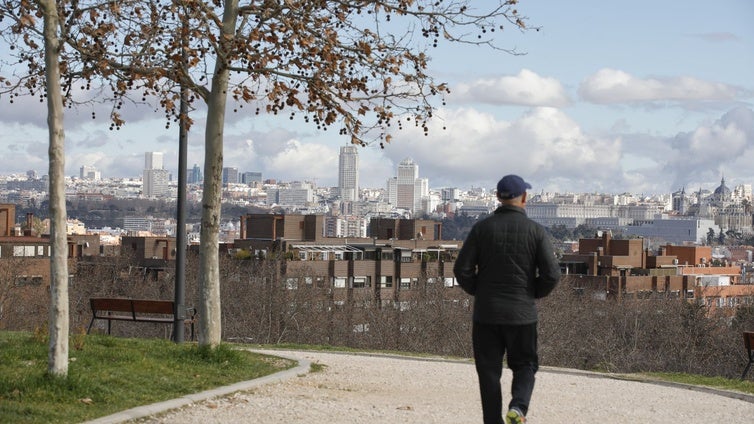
left=3, top=245, right=49, bottom=257
left=283, top=276, right=459, bottom=289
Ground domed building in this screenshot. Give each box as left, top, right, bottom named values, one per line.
left=694, top=175, right=752, bottom=233
left=712, top=176, right=732, bottom=203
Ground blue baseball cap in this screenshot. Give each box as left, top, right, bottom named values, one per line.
left=496, top=175, right=531, bottom=199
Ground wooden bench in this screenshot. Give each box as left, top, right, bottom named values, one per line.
left=87, top=298, right=196, bottom=341
left=743, top=331, right=754, bottom=380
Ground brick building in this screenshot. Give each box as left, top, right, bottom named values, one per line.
left=234, top=213, right=463, bottom=310
left=0, top=204, right=100, bottom=331
left=561, top=232, right=754, bottom=312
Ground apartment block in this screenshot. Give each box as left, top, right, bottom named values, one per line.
left=325, top=215, right=368, bottom=238
left=231, top=213, right=462, bottom=309
left=368, top=217, right=442, bottom=241
left=0, top=204, right=16, bottom=236
left=561, top=232, right=754, bottom=312
left=0, top=206, right=99, bottom=331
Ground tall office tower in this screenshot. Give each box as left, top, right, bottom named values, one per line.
left=145, top=151, right=163, bottom=170
left=187, top=163, right=202, bottom=184
left=80, top=165, right=101, bottom=180
left=387, top=157, right=429, bottom=214
left=143, top=152, right=169, bottom=198
left=222, top=167, right=239, bottom=185
left=241, top=171, right=263, bottom=185
left=338, top=145, right=359, bottom=201
left=441, top=187, right=460, bottom=202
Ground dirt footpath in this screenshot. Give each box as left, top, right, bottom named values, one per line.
left=120, top=349, right=754, bottom=424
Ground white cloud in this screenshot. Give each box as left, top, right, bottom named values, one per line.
left=0, top=135, right=48, bottom=174
left=579, top=68, right=743, bottom=104
left=451, top=69, right=570, bottom=107
left=381, top=106, right=624, bottom=192
left=0, top=84, right=172, bottom=129
left=0, top=95, right=48, bottom=126
left=667, top=107, right=754, bottom=190
left=70, top=151, right=143, bottom=178
left=370, top=106, right=754, bottom=195
left=263, top=139, right=337, bottom=183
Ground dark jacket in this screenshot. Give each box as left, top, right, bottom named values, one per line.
left=453, top=204, right=561, bottom=325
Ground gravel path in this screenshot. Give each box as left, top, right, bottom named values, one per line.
left=112, top=349, right=754, bottom=424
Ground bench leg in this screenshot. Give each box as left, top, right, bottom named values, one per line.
left=168, top=321, right=196, bottom=342
left=743, top=360, right=754, bottom=380
left=87, top=318, right=95, bottom=334
left=171, top=323, right=196, bottom=342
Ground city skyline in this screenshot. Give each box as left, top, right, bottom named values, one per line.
left=1, top=1, right=752, bottom=195
left=4, top=164, right=754, bottom=198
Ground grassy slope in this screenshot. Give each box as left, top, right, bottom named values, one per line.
left=2, top=332, right=752, bottom=423
left=0, top=331, right=295, bottom=423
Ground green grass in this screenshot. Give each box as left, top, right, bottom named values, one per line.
left=4, top=332, right=752, bottom=423
left=638, top=372, right=754, bottom=395
left=0, top=331, right=296, bottom=424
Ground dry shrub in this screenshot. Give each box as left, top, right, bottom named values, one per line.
left=61, top=254, right=754, bottom=379
left=538, top=278, right=752, bottom=379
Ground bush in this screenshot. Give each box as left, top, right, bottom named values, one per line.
left=10, top=253, right=753, bottom=380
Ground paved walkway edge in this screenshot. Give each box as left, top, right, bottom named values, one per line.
left=82, top=352, right=311, bottom=424
left=82, top=349, right=754, bottom=424
left=539, top=366, right=754, bottom=404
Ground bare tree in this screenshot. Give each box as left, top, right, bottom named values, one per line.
left=39, top=0, right=70, bottom=378
left=0, top=0, right=71, bottom=376
left=1, top=0, right=534, bottom=347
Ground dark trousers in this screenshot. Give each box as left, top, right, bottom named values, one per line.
left=472, top=321, right=539, bottom=424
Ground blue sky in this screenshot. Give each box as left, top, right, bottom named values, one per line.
left=1, top=0, right=753, bottom=195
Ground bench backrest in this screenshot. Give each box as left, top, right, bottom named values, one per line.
left=90, top=298, right=174, bottom=315
left=132, top=299, right=174, bottom=315
left=91, top=298, right=133, bottom=313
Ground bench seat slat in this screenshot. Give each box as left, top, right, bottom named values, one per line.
left=93, top=314, right=135, bottom=321
left=131, top=316, right=175, bottom=323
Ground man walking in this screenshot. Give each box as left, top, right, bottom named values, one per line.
left=453, top=174, right=561, bottom=424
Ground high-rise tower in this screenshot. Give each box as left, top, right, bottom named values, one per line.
left=187, top=163, right=202, bottom=184
left=387, top=157, right=429, bottom=215
left=338, top=145, right=359, bottom=201
left=222, top=167, right=239, bottom=185
left=143, top=152, right=169, bottom=198
left=79, top=165, right=101, bottom=180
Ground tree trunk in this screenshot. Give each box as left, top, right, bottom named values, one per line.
left=197, top=0, right=239, bottom=347
left=40, top=0, right=69, bottom=376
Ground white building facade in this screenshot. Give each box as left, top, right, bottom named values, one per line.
left=623, top=216, right=716, bottom=245
left=386, top=158, right=429, bottom=215
left=143, top=152, right=169, bottom=198
left=338, top=145, right=359, bottom=202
